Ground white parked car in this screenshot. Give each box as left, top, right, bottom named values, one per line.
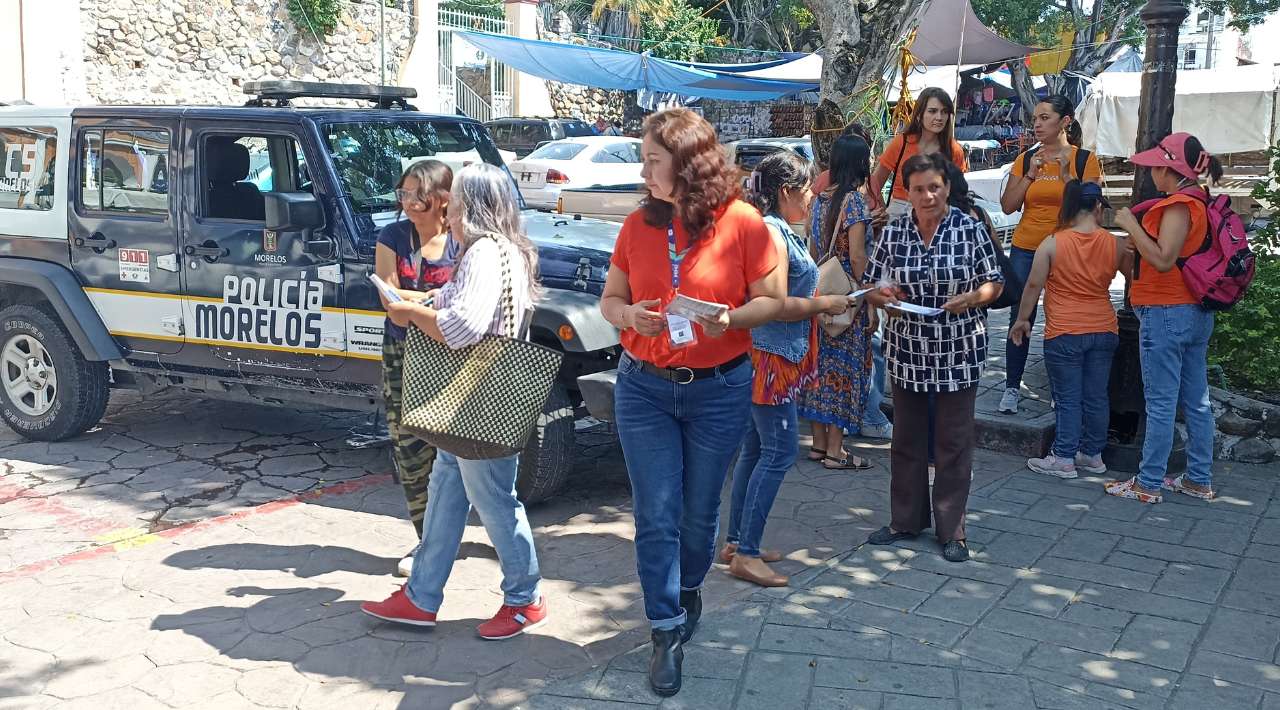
left=508, top=136, right=643, bottom=210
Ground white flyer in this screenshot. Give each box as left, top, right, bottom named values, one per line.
left=368, top=273, right=403, bottom=304
left=848, top=287, right=874, bottom=298
left=667, top=294, right=729, bottom=321
left=887, top=301, right=945, bottom=316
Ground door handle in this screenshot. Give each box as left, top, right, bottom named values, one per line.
left=184, top=242, right=229, bottom=261
left=73, top=232, right=118, bottom=252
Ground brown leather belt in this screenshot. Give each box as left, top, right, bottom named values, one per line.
left=634, top=353, right=749, bottom=385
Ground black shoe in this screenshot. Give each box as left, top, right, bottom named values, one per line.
left=649, top=628, right=684, bottom=697
left=942, top=540, right=970, bottom=563
left=679, top=589, right=701, bottom=643
left=868, top=526, right=917, bottom=545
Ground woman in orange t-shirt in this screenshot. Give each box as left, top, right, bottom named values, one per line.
left=1010, top=181, right=1124, bottom=480
left=1106, top=133, right=1223, bottom=505
left=598, top=108, right=784, bottom=697
left=998, top=95, right=1102, bottom=415
left=868, top=87, right=968, bottom=217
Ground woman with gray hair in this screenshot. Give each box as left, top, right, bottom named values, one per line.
left=361, top=164, right=547, bottom=640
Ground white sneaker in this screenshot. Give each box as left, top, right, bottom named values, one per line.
left=1075, top=453, right=1107, bottom=475
left=861, top=423, right=893, bottom=440
left=998, top=388, right=1020, bottom=414
left=1027, top=454, right=1078, bottom=479
left=396, top=542, right=420, bottom=578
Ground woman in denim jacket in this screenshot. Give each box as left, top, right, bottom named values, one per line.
left=721, top=151, right=854, bottom=588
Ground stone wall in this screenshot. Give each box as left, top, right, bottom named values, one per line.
left=546, top=82, right=625, bottom=123
left=1211, top=387, right=1280, bottom=463
left=82, top=0, right=415, bottom=106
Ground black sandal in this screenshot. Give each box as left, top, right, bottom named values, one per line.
left=807, top=447, right=826, bottom=461
left=823, top=454, right=871, bottom=470
left=942, top=540, right=970, bottom=563
left=868, top=526, right=917, bottom=545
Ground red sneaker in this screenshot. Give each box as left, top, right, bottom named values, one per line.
left=361, top=587, right=437, bottom=627
left=476, top=597, right=547, bottom=640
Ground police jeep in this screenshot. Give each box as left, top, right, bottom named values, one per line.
left=0, top=81, right=620, bottom=503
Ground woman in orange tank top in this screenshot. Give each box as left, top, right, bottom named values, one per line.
left=1010, top=181, right=1125, bottom=480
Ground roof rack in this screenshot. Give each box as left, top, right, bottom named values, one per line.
left=242, top=81, right=418, bottom=110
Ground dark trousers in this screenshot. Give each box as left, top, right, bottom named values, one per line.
left=890, top=384, right=977, bottom=543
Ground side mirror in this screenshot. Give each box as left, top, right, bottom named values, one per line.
left=264, top=192, right=324, bottom=232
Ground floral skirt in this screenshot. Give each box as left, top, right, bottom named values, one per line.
left=797, top=307, right=873, bottom=433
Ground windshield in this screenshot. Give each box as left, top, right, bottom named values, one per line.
left=323, top=119, right=517, bottom=214
left=527, top=142, right=587, bottom=161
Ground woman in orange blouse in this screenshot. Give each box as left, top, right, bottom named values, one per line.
left=868, top=87, right=968, bottom=217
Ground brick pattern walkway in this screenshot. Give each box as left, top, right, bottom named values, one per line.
left=528, top=458, right=1280, bottom=710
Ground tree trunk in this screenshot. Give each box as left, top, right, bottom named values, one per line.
left=1008, top=60, right=1041, bottom=124
left=809, top=0, right=926, bottom=167
left=1065, top=1, right=1143, bottom=77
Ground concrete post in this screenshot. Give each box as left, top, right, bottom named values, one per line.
left=505, top=0, right=553, bottom=117
left=400, top=0, right=440, bottom=111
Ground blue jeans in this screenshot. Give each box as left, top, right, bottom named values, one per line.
left=405, top=451, right=540, bottom=613
left=1006, top=246, right=1038, bottom=390
left=1136, top=305, right=1215, bottom=490
left=727, top=401, right=798, bottom=557
left=1044, top=332, right=1119, bottom=459
left=864, top=327, right=892, bottom=429
left=615, top=353, right=753, bottom=630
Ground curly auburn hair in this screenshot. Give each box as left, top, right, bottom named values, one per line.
left=640, top=108, right=740, bottom=243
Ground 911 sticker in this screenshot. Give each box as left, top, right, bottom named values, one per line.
left=119, top=249, right=151, bottom=283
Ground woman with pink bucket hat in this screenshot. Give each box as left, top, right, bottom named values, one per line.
left=1107, top=132, right=1224, bottom=504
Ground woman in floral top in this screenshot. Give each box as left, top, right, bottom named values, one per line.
left=798, top=133, right=877, bottom=470
left=721, top=151, right=854, bottom=588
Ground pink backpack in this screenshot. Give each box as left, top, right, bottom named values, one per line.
left=1131, top=187, right=1255, bottom=310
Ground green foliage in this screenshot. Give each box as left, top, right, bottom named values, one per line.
left=1202, top=0, right=1280, bottom=30
left=1211, top=141, right=1280, bottom=392
left=288, top=0, right=344, bottom=37
left=640, top=0, right=723, bottom=61
left=1210, top=257, right=1280, bottom=392
left=442, top=0, right=504, bottom=20
left=1249, top=143, right=1280, bottom=257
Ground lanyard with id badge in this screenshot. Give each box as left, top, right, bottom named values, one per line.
left=665, top=223, right=697, bottom=347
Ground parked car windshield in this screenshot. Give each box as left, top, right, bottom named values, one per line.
left=527, top=142, right=587, bottom=161
left=562, top=121, right=596, bottom=138
left=323, top=119, right=511, bottom=214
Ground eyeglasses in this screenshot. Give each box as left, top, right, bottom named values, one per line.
left=395, top=188, right=430, bottom=205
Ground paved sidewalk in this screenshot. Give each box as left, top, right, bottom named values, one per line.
left=529, top=457, right=1280, bottom=710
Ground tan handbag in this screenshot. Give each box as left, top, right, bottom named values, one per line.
left=814, top=196, right=860, bottom=338
left=400, top=237, right=563, bottom=459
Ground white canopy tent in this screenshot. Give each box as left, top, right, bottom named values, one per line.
left=1078, top=65, right=1280, bottom=156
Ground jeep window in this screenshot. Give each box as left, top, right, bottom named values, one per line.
left=324, top=120, right=507, bottom=214
left=528, top=142, right=586, bottom=161
left=0, top=126, right=58, bottom=211
left=79, top=128, right=170, bottom=217
left=200, top=134, right=311, bottom=222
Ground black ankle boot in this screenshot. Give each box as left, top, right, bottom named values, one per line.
left=649, top=627, right=684, bottom=697
left=679, top=589, right=702, bottom=643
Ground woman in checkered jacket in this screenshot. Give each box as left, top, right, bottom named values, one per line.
left=863, top=152, right=1005, bottom=564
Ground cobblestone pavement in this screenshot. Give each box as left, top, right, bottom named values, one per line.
left=0, top=389, right=910, bottom=709
left=529, top=456, right=1280, bottom=710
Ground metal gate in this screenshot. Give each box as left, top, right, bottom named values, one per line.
left=438, top=9, right=516, bottom=122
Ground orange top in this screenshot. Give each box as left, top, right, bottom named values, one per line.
left=877, top=133, right=969, bottom=202
left=611, top=199, right=779, bottom=368
left=1043, top=228, right=1119, bottom=340
left=1131, top=193, right=1208, bottom=307
left=1009, top=147, right=1102, bottom=251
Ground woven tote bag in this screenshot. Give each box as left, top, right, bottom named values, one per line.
left=400, top=236, right=563, bottom=459
left=814, top=196, right=859, bottom=338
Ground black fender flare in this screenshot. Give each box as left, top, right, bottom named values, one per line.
left=530, top=288, right=619, bottom=353
left=0, top=259, right=124, bottom=361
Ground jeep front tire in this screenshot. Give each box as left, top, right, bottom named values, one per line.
left=0, top=305, right=110, bottom=441
left=516, top=381, right=574, bottom=505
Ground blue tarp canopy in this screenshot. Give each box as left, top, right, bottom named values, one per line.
left=456, top=31, right=818, bottom=101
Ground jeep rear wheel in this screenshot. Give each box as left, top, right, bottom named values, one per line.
left=0, top=306, right=110, bottom=441
left=516, top=382, right=574, bottom=505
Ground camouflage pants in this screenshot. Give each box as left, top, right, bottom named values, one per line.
left=382, top=333, right=437, bottom=538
